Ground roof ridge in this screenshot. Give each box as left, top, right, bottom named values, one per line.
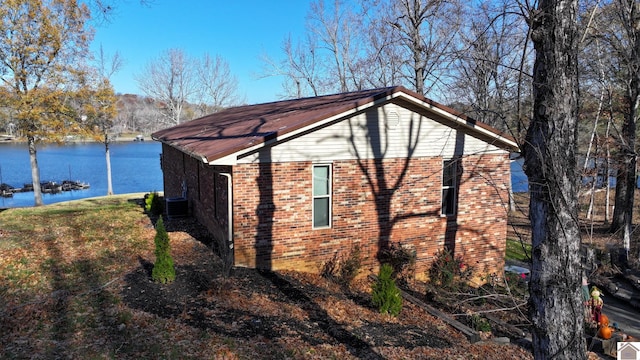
left=228, top=86, right=400, bottom=109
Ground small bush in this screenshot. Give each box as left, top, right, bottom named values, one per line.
left=321, top=245, right=363, bottom=286
left=371, top=263, right=402, bottom=316
left=152, top=217, right=175, bottom=284
left=502, top=271, right=529, bottom=298
left=210, top=225, right=233, bottom=279
left=145, top=191, right=163, bottom=215
left=427, top=248, right=473, bottom=291
left=379, top=242, right=417, bottom=284
left=321, top=253, right=340, bottom=279
left=339, top=245, right=362, bottom=286
left=470, top=314, right=492, bottom=332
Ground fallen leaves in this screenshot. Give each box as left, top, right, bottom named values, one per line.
left=0, top=198, right=536, bottom=359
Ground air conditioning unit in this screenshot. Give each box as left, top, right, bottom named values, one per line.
left=166, top=197, right=188, bottom=219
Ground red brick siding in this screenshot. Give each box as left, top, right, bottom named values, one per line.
left=231, top=154, right=509, bottom=278
left=162, top=143, right=509, bottom=278
left=161, top=144, right=230, bottom=240
left=160, top=144, right=185, bottom=199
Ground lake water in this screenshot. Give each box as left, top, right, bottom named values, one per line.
left=0, top=141, right=163, bottom=208
left=0, top=142, right=530, bottom=208
left=511, top=158, right=527, bottom=193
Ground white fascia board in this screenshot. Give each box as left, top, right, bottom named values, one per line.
left=206, top=95, right=394, bottom=166
left=209, top=153, right=238, bottom=166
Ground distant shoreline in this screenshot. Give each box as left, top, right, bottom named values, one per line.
left=0, top=134, right=152, bottom=143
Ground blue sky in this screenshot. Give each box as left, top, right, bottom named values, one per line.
left=91, top=1, right=311, bottom=104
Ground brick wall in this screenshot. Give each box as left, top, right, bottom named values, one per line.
left=162, top=144, right=509, bottom=279
left=231, top=154, right=510, bottom=279
left=160, top=144, right=230, bottom=242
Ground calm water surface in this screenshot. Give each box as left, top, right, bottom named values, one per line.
left=0, top=142, right=528, bottom=208
left=0, top=141, right=163, bottom=208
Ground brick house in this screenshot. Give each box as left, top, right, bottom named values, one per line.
left=152, top=86, right=519, bottom=279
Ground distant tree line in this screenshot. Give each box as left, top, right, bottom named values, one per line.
left=0, top=92, right=197, bottom=138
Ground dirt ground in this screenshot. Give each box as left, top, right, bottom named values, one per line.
left=1, top=191, right=628, bottom=359
left=509, top=191, right=640, bottom=256
left=116, top=188, right=640, bottom=359
left=78, top=191, right=630, bottom=359
left=117, top=215, right=535, bottom=359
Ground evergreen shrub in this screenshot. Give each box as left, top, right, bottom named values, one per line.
left=152, top=217, right=175, bottom=284
left=371, top=263, right=402, bottom=316
left=145, top=191, right=163, bottom=215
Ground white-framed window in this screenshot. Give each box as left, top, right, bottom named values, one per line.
left=312, top=164, right=332, bottom=228
left=441, top=159, right=458, bottom=216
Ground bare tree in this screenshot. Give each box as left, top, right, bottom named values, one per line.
left=579, top=0, right=640, bottom=261
left=137, top=97, right=165, bottom=132
left=260, top=34, right=324, bottom=98
left=360, top=8, right=405, bottom=89
left=449, top=0, right=531, bottom=133
left=76, top=76, right=117, bottom=195
left=260, top=0, right=366, bottom=98
left=378, top=0, right=463, bottom=95
left=307, top=0, right=367, bottom=92
left=96, top=45, right=124, bottom=80
left=195, top=53, right=241, bottom=114
left=92, top=46, right=122, bottom=195
left=600, top=1, right=640, bottom=261
left=522, top=0, right=586, bottom=358
left=136, top=48, right=196, bottom=126
left=578, top=8, right=614, bottom=223
left=263, top=0, right=464, bottom=98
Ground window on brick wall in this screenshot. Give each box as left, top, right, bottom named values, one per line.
left=441, top=159, right=458, bottom=216
left=313, top=164, right=332, bottom=228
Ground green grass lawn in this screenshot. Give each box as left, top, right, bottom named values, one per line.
left=0, top=196, right=169, bottom=358
left=505, top=238, right=531, bottom=263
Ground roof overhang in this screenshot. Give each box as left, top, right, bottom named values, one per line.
left=206, top=94, right=392, bottom=165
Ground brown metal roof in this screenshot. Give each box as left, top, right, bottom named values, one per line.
left=152, top=86, right=518, bottom=163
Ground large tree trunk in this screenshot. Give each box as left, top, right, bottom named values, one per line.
left=27, top=135, right=43, bottom=206
left=611, top=137, right=635, bottom=261
left=523, top=0, right=586, bottom=359
left=629, top=1, right=640, bottom=262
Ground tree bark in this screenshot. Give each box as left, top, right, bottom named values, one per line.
left=611, top=140, right=635, bottom=259
left=523, top=0, right=586, bottom=358
left=27, top=136, right=43, bottom=206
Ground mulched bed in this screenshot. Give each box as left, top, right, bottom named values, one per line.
left=117, top=216, right=534, bottom=359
